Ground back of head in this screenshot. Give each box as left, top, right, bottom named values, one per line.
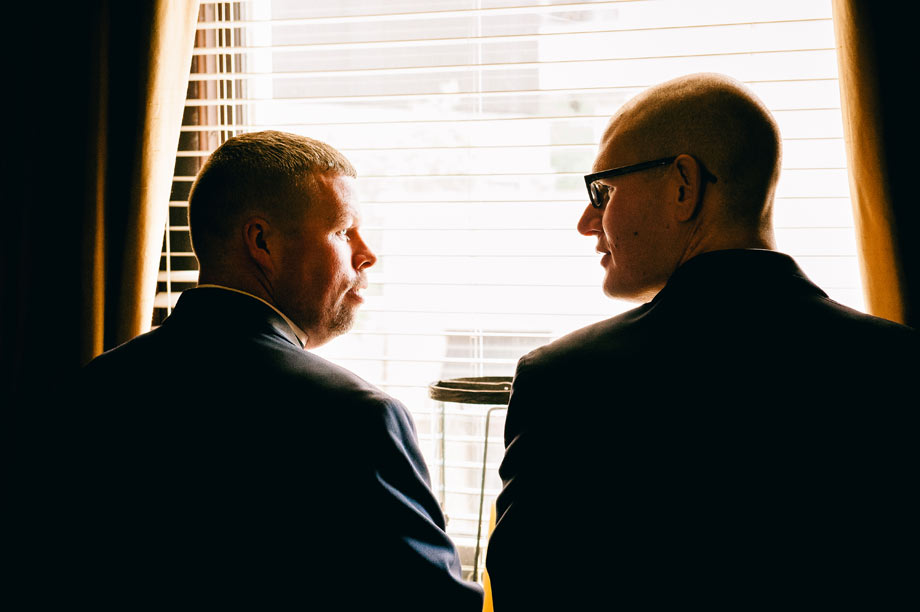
left=610, top=73, right=782, bottom=228
left=188, top=130, right=356, bottom=267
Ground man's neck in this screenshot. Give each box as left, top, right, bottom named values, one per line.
left=678, top=226, right=776, bottom=270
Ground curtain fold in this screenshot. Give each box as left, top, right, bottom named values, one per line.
left=84, top=0, right=201, bottom=362
left=3, top=0, right=199, bottom=404
left=832, top=0, right=919, bottom=327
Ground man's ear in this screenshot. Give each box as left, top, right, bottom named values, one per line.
left=672, top=154, right=704, bottom=222
left=242, top=216, right=276, bottom=276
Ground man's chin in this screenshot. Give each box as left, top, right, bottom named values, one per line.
left=300, top=305, right=358, bottom=349
left=603, top=276, right=655, bottom=303
left=602, top=274, right=626, bottom=299
left=328, top=304, right=359, bottom=336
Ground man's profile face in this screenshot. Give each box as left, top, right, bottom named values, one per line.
left=273, top=173, right=376, bottom=348
left=577, top=124, right=678, bottom=302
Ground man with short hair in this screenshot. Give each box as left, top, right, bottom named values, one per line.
left=485, top=74, right=917, bottom=610
left=60, top=131, right=483, bottom=609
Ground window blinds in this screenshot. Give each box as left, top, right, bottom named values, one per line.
left=158, top=0, right=857, bottom=578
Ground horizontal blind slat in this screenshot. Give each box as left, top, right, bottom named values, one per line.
left=159, top=1, right=864, bottom=484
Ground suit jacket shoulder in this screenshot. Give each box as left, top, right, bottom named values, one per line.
left=51, top=288, right=484, bottom=610
left=487, top=249, right=918, bottom=611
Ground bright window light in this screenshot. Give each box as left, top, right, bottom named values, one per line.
left=157, top=0, right=859, bottom=579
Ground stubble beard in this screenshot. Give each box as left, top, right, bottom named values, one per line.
left=294, top=299, right=357, bottom=348
left=327, top=301, right=358, bottom=337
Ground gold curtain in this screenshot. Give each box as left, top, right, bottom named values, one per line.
left=3, top=1, right=199, bottom=396
left=832, top=1, right=919, bottom=327
left=83, top=0, right=201, bottom=363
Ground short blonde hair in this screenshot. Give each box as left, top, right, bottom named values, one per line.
left=188, top=130, right=356, bottom=263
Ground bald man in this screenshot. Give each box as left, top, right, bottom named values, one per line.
left=46, top=132, right=484, bottom=609
left=485, top=74, right=917, bottom=610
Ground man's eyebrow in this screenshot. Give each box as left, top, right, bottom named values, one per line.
left=331, top=207, right=358, bottom=226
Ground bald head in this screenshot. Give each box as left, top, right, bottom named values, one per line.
left=598, top=73, right=782, bottom=228
left=579, top=74, right=782, bottom=301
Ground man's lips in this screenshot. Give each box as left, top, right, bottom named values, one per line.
left=596, top=244, right=610, bottom=266
left=346, top=279, right=368, bottom=302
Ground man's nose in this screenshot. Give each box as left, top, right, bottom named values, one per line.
left=353, top=232, right=377, bottom=270
left=576, top=203, right=602, bottom=236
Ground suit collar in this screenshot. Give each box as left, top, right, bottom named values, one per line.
left=195, top=284, right=308, bottom=348
left=164, top=287, right=304, bottom=348
left=651, top=249, right=827, bottom=305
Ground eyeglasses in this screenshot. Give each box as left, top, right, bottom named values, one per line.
left=584, top=155, right=717, bottom=209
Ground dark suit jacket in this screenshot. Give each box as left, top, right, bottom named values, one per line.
left=19, top=288, right=482, bottom=610
left=486, top=249, right=918, bottom=610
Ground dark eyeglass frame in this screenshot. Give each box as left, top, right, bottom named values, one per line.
left=584, top=155, right=717, bottom=209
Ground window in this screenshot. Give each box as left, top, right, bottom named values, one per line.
left=157, top=0, right=858, bottom=580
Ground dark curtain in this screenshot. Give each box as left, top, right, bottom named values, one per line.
left=2, top=1, right=198, bottom=468
left=832, top=1, right=919, bottom=327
